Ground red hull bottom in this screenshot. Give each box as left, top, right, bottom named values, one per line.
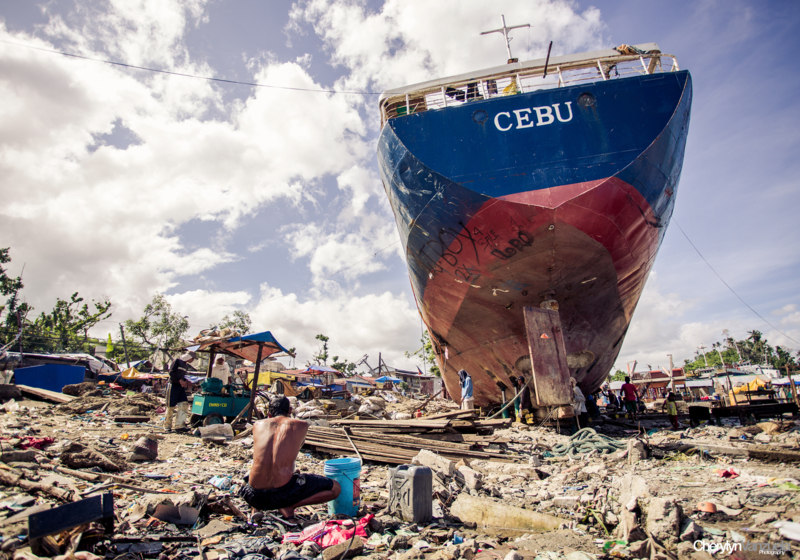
left=419, top=177, right=661, bottom=407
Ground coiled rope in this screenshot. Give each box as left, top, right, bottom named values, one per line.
left=550, top=427, right=626, bottom=459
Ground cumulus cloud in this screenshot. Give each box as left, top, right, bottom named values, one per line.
left=288, top=0, right=606, bottom=93
left=249, top=282, right=421, bottom=368
left=614, top=273, right=800, bottom=372
left=0, top=1, right=369, bottom=325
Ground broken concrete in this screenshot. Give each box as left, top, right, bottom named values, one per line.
left=413, top=449, right=455, bottom=477
left=449, top=493, right=562, bottom=532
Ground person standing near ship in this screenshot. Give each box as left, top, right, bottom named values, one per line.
left=165, top=352, right=195, bottom=431
left=458, top=370, right=474, bottom=411
left=621, top=376, right=639, bottom=420
left=514, top=375, right=533, bottom=423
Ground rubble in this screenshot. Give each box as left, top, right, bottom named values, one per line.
left=0, top=386, right=795, bottom=559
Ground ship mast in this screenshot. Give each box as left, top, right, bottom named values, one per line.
left=480, top=15, right=530, bottom=64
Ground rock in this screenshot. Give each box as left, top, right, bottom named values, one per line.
left=676, top=541, right=695, bottom=558
left=503, top=552, right=522, bottom=560
left=397, top=548, right=425, bottom=560
left=457, top=466, right=483, bottom=490
left=553, top=496, right=580, bottom=509
left=580, top=464, right=607, bottom=477
left=323, top=537, right=364, bottom=560
left=535, top=490, right=553, bottom=502
left=429, top=546, right=458, bottom=560
left=618, top=473, right=650, bottom=507
left=605, top=511, right=618, bottom=525
left=579, top=493, right=594, bottom=504
left=754, top=433, right=772, bottom=444
left=753, top=512, right=778, bottom=526
left=721, top=494, right=742, bottom=509
left=497, top=475, right=513, bottom=484
left=680, top=519, right=702, bottom=542
left=414, top=450, right=455, bottom=477
left=627, top=439, right=648, bottom=464
left=389, top=536, right=409, bottom=550
left=646, top=497, right=682, bottom=545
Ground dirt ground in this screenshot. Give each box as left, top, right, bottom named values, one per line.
left=0, top=392, right=799, bottom=560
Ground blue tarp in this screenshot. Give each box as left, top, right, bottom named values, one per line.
left=15, top=364, right=85, bottom=392
left=375, top=376, right=402, bottom=383
left=297, top=380, right=325, bottom=387
left=772, top=378, right=800, bottom=386
left=228, top=331, right=290, bottom=354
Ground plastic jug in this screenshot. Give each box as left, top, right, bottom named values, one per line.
left=388, top=465, right=432, bottom=523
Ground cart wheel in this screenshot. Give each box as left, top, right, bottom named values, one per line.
left=203, top=412, right=224, bottom=426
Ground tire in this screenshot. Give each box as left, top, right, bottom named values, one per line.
left=203, top=412, right=224, bottom=426
left=190, top=414, right=202, bottom=427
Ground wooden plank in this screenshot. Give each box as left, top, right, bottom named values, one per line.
left=676, top=443, right=800, bottom=463
left=16, top=385, right=75, bottom=404
left=113, top=416, right=151, bottom=423
left=421, top=410, right=477, bottom=421
left=330, top=419, right=450, bottom=429
left=522, top=307, right=571, bottom=406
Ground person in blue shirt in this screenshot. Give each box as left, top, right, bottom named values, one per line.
left=458, top=369, right=474, bottom=411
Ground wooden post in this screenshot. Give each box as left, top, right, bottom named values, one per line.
left=247, top=344, right=264, bottom=423
left=206, top=350, right=216, bottom=379
left=522, top=306, right=572, bottom=406
left=119, top=324, right=131, bottom=370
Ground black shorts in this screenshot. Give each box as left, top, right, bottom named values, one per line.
left=239, top=473, right=334, bottom=511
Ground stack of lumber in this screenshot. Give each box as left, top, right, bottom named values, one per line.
left=305, top=410, right=514, bottom=465
left=303, top=425, right=516, bottom=465
left=329, top=409, right=511, bottom=435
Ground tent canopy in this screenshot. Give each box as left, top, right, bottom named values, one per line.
left=195, top=330, right=291, bottom=363
left=375, top=376, right=402, bottom=383
left=732, top=377, right=769, bottom=394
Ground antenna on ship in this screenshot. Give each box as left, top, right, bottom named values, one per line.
left=480, top=15, right=530, bottom=64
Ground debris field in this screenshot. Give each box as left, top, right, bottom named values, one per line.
left=0, top=387, right=799, bottom=560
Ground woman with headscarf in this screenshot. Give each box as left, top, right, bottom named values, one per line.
left=570, top=377, right=587, bottom=431
left=458, top=369, right=474, bottom=411
left=165, top=352, right=195, bottom=431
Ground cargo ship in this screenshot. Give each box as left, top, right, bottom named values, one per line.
left=376, top=42, right=692, bottom=409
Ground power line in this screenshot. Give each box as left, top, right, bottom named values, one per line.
left=674, top=219, right=800, bottom=346
left=0, top=38, right=381, bottom=96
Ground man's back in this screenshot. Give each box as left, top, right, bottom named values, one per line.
left=250, top=416, right=308, bottom=489
left=621, top=383, right=637, bottom=402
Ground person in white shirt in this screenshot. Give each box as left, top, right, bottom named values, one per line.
left=211, top=356, right=231, bottom=385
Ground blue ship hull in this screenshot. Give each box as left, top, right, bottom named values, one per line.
left=378, top=71, right=692, bottom=407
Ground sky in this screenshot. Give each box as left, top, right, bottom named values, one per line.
left=0, top=0, right=798, bottom=374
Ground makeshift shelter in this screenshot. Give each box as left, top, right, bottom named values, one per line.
left=191, top=330, right=293, bottom=421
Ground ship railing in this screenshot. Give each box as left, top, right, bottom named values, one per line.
left=380, top=53, right=679, bottom=126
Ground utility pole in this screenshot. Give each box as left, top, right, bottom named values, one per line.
left=119, top=324, right=131, bottom=370
left=480, top=15, right=531, bottom=63
left=667, top=354, right=674, bottom=392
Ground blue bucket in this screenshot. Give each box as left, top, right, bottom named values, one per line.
left=324, top=457, right=362, bottom=516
